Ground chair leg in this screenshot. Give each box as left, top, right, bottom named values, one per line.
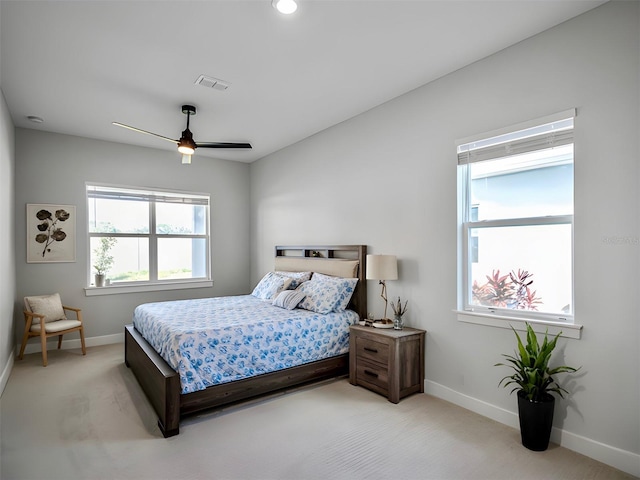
left=18, top=331, right=30, bottom=360
left=80, top=327, right=87, bottom=355
left=57, top=335, right=63, bottom=350
left=41, top=331, right=48, bottom=367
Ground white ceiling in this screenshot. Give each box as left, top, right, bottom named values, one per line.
left=1, top=0, right=606, bottom=164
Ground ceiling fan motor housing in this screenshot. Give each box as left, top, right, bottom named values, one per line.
left=179, top=129, right=197, bottom=150
left=178, top=105, right=197, bottom=154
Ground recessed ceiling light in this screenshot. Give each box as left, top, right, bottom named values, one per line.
left=27, top=115, right=44, bottom=123
left=272, top=0, right=297, bottom=15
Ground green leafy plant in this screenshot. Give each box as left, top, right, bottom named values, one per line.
left=495, top=324, right=580, bottom=402
left=93, top=237, right=117, bottom=275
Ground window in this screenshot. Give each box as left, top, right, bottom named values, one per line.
left=86, top=184, right=210, bottom=292
left=457, top=110, right=575, bottom=324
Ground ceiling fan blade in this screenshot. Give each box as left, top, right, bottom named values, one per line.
left=196, top=142, right=252, bottom=149
left=112, top=122, right=178, bottom=144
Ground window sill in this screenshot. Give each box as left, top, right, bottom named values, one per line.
left=85, top=280, right=213, bottom=296
left=455, top=310, right=582, bottom=339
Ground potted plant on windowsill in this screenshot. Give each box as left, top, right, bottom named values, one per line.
left=93, top=237, right=117, bottom=287
left=495, top=323, right=580, bottom=451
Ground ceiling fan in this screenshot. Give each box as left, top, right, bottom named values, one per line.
left=113, top=104, right=252, bottom=164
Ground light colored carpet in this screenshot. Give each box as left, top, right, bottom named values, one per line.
left=1, top=344, right=635, bottom=480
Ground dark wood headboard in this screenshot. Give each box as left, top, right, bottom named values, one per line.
left=274, top=245, right=367, bottom=320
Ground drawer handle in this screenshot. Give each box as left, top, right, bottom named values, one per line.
left=364, top=347, right=378, bottom=353
left=364, top=370, right=379, bottom=378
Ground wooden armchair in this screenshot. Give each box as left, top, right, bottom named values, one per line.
left=19, top=293, right=87, bottom=367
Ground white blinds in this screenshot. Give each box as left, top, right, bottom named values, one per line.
left=457, top=110, right=575, bottom=165
left=86, top=185, right=209, bottom=206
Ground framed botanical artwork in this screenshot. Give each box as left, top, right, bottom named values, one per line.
left=26, top=204, right=76, bottom=263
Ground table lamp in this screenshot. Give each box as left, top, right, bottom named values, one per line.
left=366, top=254, right=398, bottom=321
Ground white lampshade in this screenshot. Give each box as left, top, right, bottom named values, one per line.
left=366, top=254, right=398, bottom=281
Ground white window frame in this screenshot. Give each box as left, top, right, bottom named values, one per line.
left=456, top=110, right=582, bottom=339
left=84, top=183, right=213, bottom=296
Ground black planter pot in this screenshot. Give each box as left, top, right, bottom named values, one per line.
left=517, top=390, right=555, bottom=451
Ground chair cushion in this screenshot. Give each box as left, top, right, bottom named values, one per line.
left=25, top=294, right=67, bottom=323
left=30, top=319, right=81, bottom=333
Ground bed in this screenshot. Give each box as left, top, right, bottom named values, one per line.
left=124, top=245, right=367, bottom=437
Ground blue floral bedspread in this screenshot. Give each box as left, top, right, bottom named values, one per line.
left=132, top=295, right=358, bottom=394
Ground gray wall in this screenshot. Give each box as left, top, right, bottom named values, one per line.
left=14, top=129, right=251, bottom=341
left=250, top=1, right=639, bottom=471
left=0, top=90, right=16, bottom=392
left=3, top=0, right=638, bottom=474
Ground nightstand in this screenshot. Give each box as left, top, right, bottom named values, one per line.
left=349, top=324, right=425, bottom=403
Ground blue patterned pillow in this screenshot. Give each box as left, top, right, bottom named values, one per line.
left=251, top=272, right=293, bottom=300
left=272, top=290, right=306, bottom=310
left=298, top=273, right=358, bottom=314
left=275, top=271, right=312, bottom=289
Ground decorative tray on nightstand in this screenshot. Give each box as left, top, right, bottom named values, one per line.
left=358, top=319, right=394, bottom=328
left=372, top=322, right=394, bottom=329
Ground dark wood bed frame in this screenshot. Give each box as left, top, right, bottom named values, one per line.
left=124, top=245, right=367, bottom=437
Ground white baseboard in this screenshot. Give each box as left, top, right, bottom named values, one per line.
left=18, top=332, right=124, bottom=356
left=0, top=349, right=15, bottom=397
left=425, top=380, right=640, bottom=478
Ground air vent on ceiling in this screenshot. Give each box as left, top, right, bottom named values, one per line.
left=195, top=74, right=230, bottom=91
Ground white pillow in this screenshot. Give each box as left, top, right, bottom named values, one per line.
left=272, top=290, right=306, bottom=310
left=251, top=272, right=293, bottom=300
left=297, top=273, right=358, bottom=314
left=274, top=271, right=312, bottom=289
left=26, top=293, right=67, bottom=322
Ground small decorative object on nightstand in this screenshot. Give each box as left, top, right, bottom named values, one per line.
left=390, top=296, right=408, bottom=330
left=349, top=324, right=425, bottom=403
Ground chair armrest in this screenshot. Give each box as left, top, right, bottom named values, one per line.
left=23, top=311, right=46, bottom=328
left=62, top=306, right=83, bottom=322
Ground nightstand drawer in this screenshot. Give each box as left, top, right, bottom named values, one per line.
left=355, top=336, right=389, bottom=365
left=355, top=359, right=389, bottom=393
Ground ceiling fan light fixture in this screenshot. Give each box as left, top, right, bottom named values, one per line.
left=272, top=0, right=297, bottom=15
left=178, top=144, right=195, bottom=155
left=177, top=129, right=196, bottom=155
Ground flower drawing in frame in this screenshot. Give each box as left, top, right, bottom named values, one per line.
left=27, top=204, right=76, bottom=263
